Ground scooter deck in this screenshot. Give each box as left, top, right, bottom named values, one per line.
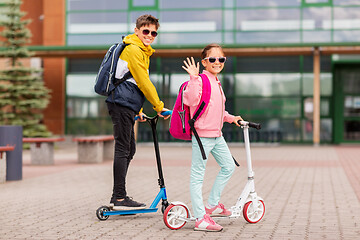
left=104, top=208, right=158, bottom=216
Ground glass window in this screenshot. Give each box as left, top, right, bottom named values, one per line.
left=236, top=31, right=300, bottom=44
left=67, top=34, right=128, bottom=45
left=304, top=0, right=330, bottom=4
left=334, top=0, right=360, bottom=5
left=67, top=74, right=97, bottom=97
left=303, top=55, right=332, bottom=72
left=236, top=98, right=301, bottom=118
left=344, top=74, right=360, bottom=94
left=236, top=8, right=300, bottom=31
left=235, top=73, right=301, bottom=97
left=224, top=10, right=234, bottom=30
left=302, top=73, right=332, bottom=96
left=237, top=56, right=301, bottom=73
left=302, top=119, right=332, bottom=141
left=67, top=0, right=128, bottom=11
left=236, top=0, right=300, bottom=7
left=67, top=12, right=128, bottom=34
left=68, top=12, right=128, bottom=24
left=224, top=32, right=235, bottom=44
left=302, top=30, right=331, bottom=43
left=344, top=120, right=360, bottom=140
left=333, top=30, right=360, bottom=42
left=133, top=0, right=155, bottom=7
left=159, top=0, right=221, bottom=9
left=130, top=11, right=158, bottom=23
left=332, top=7, right=360, bottom=29
left=302, top=7, right=331, bottom=30
left=159, top=32, right=221, bottom=45
left=68, top=59, right=101, bottom=74
left=160, top=10, right=221, bottom=31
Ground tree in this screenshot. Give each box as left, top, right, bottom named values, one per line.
left=0, top=0, right=51, bottom=137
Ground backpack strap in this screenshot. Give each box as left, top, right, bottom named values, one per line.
left=188, top=74, right=211, bottom=160
left=113, top=70, right=133, bottom=87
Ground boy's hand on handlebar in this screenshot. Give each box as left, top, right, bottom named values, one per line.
left=233, top=116, right=243, bottom=127
left=136, top=112, right=147, bottom=122
left=158, top=108, right=171, bottom=120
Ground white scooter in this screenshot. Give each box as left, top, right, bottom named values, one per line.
left=163, top=121, right=265, bottom=230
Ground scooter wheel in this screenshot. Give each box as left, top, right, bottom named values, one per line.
left=243, top=200, right=265, bottom=223
left=163, top=204, right=189, bottom=230
left=96, top=206, right=110, bottom=221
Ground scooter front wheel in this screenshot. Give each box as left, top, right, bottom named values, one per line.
left=96, top=206, right=110, bottom=221
left=243, top=200, right=265, bottom=223
left=163, top=204, right=189, bottom=230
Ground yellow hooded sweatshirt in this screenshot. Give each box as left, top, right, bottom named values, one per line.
left=112, top=33, right=164, bottom=113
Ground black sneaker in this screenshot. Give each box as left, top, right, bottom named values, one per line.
left=113, top=196, right=146, bottom=211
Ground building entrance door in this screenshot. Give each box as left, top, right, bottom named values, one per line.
left=333, top=64, right=360, bottom=143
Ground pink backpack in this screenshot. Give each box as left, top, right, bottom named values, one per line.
left=169, top=74, right=211, bottom=159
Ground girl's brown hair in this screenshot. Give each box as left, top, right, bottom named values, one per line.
left=136, top=14, right=160, bottom=30
left=201, top=44, right=225, bottom=59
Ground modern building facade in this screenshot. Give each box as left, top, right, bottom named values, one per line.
left=3, top=0, right=360, bottom=144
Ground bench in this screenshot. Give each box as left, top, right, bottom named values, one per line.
left=23, top=137, right=65, bottom=165
left=0, top=145, right=15, bottom=183
left=72, top=135, right=114, bottom=163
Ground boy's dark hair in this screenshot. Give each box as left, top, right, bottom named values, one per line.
left=136, top=14, right=160, bottom=30
left=201, top=43, right=225, bottom=59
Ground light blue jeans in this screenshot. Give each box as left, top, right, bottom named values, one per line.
left=190, top=136, right=235, bottom=219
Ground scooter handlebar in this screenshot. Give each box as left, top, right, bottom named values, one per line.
left=238, top=120, right=261, bottom=130
left=135, top=110, right=172, bottom=121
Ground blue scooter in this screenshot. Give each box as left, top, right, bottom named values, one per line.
left=96, top=110, right=172, bottom=220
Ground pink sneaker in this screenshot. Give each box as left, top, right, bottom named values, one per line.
left=194, top=214, right=223, bottom=232
left=205, top=203, right=231, bottom=217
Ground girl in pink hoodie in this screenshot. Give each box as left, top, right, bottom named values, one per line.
left=182, top=44, right=243, bottom=232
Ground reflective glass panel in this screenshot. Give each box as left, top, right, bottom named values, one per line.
left=334, top=30, right=360, bottom=42
left=302, top=73, right=332, bottom=96
left=67, top=0, right=128, bottom=10
left=236, top=0, right=300, bottom=7
left=160, top=0, right=221, bottom=8
left=159, top=32, right=221, bottom=45
left=236, top=98, right=301, bottom=118
left=236, top=8, right=300, bottom=30
left=236, top=31, right=300, bottom=44
left=302, top=7, right=331, bottom=30
left=235, top=73, right=301, bottom=97
left=160, top=10, right=222, bottom=31
left=334, top=0, right=360, bottom=5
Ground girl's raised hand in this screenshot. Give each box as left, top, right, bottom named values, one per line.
left=182, top=57, right=199, bottom=77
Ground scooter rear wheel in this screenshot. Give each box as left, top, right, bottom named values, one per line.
left=163, top=204, right=189, bottom=230
left=243, top=200, right=265, bottom=223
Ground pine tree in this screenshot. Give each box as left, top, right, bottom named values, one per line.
left=0, top=0, right=51, bottom=137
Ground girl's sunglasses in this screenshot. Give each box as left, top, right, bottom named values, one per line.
left=142, top=29, right=158, bottom=37
left=203, top=57, right=227, bottom=63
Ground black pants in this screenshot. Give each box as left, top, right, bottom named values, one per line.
left=107, top=102, right=136, bottom=200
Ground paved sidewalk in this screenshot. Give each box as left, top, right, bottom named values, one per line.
left=0, top=141, right=359, bottom=240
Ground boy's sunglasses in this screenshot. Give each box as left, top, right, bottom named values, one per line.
left=203, top=57, right=227, bottom=63
left=142, top=29, right=158, bottom=37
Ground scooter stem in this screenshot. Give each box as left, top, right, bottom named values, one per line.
left=243, top=126, right=254, bottom=178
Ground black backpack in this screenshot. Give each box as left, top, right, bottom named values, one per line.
left=94, top=41, right=132, bottom=96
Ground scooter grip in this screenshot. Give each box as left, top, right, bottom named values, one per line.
left=237, top=120, right=262, bottom=130
left=248, top=122, right=261, bottom=130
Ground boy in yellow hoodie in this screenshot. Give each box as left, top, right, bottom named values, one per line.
left=106, top=14, right=169, bottom=210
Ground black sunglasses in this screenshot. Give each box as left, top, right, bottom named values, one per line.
left=203, top=57, right=227, bottom=63
left=142, top=29, right=158, bottom=37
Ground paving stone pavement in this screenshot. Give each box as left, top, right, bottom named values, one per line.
left=0, top=141, right=359, bottom=240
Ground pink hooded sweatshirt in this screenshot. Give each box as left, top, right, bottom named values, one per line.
left=183, top=70, right=235, bottom=138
